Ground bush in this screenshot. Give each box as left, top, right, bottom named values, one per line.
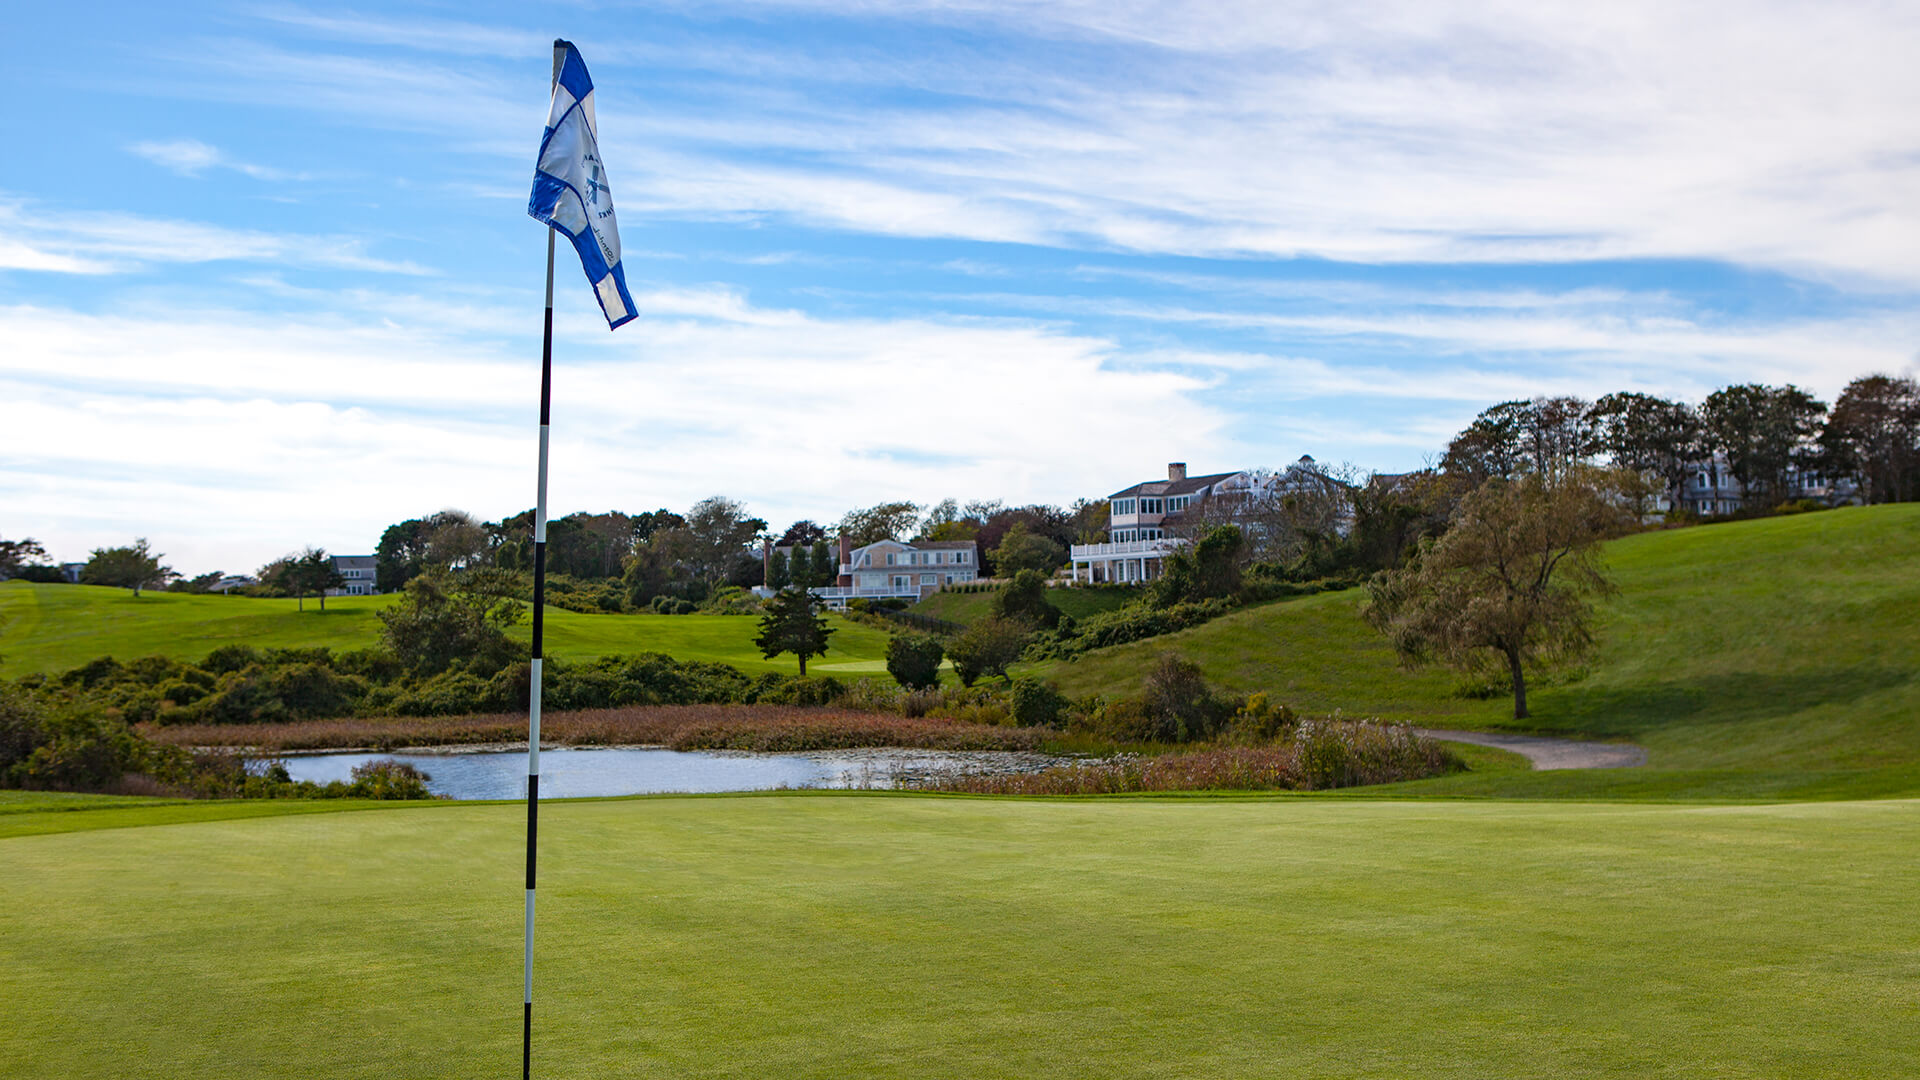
left=993, top=569, right=1062, bottom=628
left=1026, top=598, right=1234, bottom=659
left=886, top=633, right=945, bottom=690
left=650, top=595, right=697, bottom=615
left=347, top=759, right=437, bottom=799
left=1228, top=692, right=1297, bottom=743
left=1008, top=677, right=1068, bottom=727
left=1139, top=654, right=1230, bottom=742
left=946, top=614, right=1032, bottom=686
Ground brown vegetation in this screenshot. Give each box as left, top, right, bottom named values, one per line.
left=142, top=703, right=1046, bottom=754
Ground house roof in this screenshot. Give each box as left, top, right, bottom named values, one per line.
left=851, top=538, right=976, bottom=553
left=330, top=555, right=376, bottom=568
left=1106, top=471, right=1240, bottom=500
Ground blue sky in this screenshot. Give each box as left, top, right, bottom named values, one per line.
left=4, top=1, right=1917, bottom=575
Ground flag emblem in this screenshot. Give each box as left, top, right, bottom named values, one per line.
left=528, top=40, right=636, bottom=330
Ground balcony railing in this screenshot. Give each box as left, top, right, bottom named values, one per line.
left=1069, top=537, right=1186, bottom=560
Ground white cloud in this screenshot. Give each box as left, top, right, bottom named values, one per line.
left=0, top=199, right=432, bottom=276
left=129, top=138, right=302, bottom=181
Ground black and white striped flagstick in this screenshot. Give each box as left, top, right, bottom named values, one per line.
left=523, top=222, right=555, bottom=1080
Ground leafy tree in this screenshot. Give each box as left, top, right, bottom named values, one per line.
left=1701, top=384, right=1827, bottom=507
left=989, top=522, right=1066, bottom=578
left=1823, top=374, right=1920, bottom=504
left=0, top=536, right=49, bottom=580
left=1349, top=471, right=1456, bottom=571
left=885, top=633, right=945, bottom=690
left=1363, top=470, right=1630, bottom=719
left=776, top=520, right=826, bottom=547
left=838, top=501, right=921, bottom=547
left=1149, top=526, right=1245, bottom=607
left=945, top=614, right=1031, bottom=686
left=262, top=548, right=346, bottom=612
left=166, top=571, right=227, bottom=594
left=80, top=539, right=174, bottom=597
left=1443, top=397, right=1596, bottom=483
left=1589, top=392, right=1707, bottom=510
left=992, top=568, right=1062, bottom=628
left=1140, top=654, right=1229, bottom=742
left=916, top=499, right=965, bottom=541
left=766, top=548, right=791, bottom=589
left=377, top=568, right=525, bottom=675
left=754, top=587, right=834, bottom=675
left=681, top=496, right=768, bottom=589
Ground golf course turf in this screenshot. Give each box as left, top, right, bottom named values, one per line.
left=6, top=792, right=1917, bottom=1078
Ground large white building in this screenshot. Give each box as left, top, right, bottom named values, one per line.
left=326, top=555, right=378, bottom=597
left=1069, top=462, right=1268, bottom=583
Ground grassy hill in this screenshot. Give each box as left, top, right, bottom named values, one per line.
left=5, top=791, right=1917, bottom=1078
left=910, top=584, right=1142, bottom=625
left=1027, top=504, right=1920, bottom=794
left=0, top=583, right=893, bottom=677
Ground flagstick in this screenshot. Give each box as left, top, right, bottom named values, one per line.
left=524, top=225, right=555, bottom=1080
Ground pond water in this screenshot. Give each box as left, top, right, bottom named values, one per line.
left=276, top=746, right=1028, bottom=800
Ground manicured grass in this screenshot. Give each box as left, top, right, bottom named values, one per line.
left=1030, top=505, right=1920, bottom=793
left=5, top=793, right=1918, bottom=1078
left=0, top=583, right=891, bottom=676
left=910, top=584, right=1141, bottom=625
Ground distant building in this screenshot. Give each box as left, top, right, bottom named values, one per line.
left=60, top=562, right=85, bottom=584
left=211, top=574, right=256, bottom=594
left=1669, top=454, right=1858, bottom=517
left=327, top=555, right=378, bottom=596
left=810, top=537, right=980, bottom=608
left=1069, top=461, right=1325, bottom=583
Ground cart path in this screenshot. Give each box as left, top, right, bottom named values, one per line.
left=1412, top=729, right=1648, bottom=770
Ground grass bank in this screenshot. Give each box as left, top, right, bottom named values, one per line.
left=1027, top=504, right=1920, bottom=797
left=5, top=793, right=1916, bottom=1078
left=0, top=583, right=892, bottom=676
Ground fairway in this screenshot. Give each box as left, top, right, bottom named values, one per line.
left=5, top=794, right=1917, bottom=1079
left=0, top=583, right=892, bottom=676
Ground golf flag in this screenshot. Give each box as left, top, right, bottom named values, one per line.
left=528, top=40, right=636, bottom=330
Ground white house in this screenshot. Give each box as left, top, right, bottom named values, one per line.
left=1070, top=461, right=1299, bottom=583
left=326, top=555, right=378, bottom=597
left=810, top=537, right=979, bottom=608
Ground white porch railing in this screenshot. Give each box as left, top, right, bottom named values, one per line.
left=1069, top=538, right=1185, bottom=560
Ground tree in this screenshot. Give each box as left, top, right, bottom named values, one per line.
left=989, top=522, right=1066, bottom=578
left=80, top=539, right=174, bottom=597
left=1363, top=470, right=1630, bottom=719
left=754, top=587, right=834, bottom=676
left=838, top=501, right=920, bottom=548
left=810, top=541, right=836, bottom=587
left=916, top=499, right=965, bottom=541
left=1149, top=525, right=1245, bottom=607
left=1823, top=374, right=1920, bottom=504
left=0, top=536, right=49, bottom=581
left=681, top=496, right=767, bottom=589
left=945, top=614, right=1031, bottom=686
left=885, top=633, right=945, bottom=690
left=377, top=568, right=525, bottom=675
left=167, top=570, right=227, bottom=594
left=766, top=549, right=791, bottom=589
left=776, top=520, right=826, bottom=548
left=1701, top=384, right=1827, bottom=507
left=993, top=568, right=1062, bottom=628
left=1443, top=397, right=1596, bottom=484
left=267, top=548, right=344, bottom=612
left=1589, top=392, right=1706, bottom=511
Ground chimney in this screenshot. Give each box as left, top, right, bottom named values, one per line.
left=1168, top=462, right=1187, bottom=482
left=837, top=533, right=852, bottom=587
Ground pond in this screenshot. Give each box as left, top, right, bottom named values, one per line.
left=276, top=746, right=1046, bottom=800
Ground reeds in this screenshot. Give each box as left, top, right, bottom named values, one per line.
left=142, top=703, right=1045, bottom=754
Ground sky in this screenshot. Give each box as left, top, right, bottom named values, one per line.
left=3, top=1, right=1918, bottom=577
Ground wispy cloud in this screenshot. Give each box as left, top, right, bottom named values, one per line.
left=129, top=138, right=303, bottom=180
left=0, top=199, right=432, bottom=276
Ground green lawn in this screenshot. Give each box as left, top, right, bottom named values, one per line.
left=5, top=792, right=1917, bottom=1078
left=1029, top=505, right=1920, bottom=794
left=910, top=584, right=1141, bottom=625
left=0, top=583, right=891, bottom=676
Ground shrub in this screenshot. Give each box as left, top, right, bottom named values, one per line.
left=1228, top=692, right=1297, bottom=743
left=651, top=595, right=697, bottom=615
left=1026, top=598, right=1234, bottom=659
left=993, top=568, right=1063, bottom=628
left=885, top=633, right=946, bottom=690
left=347, top=759, right=437, bottom=799
left=1008, top=677, right=1068, bottom=727
left=946, top=614, right=1031, bottom=686
left=1140, top=654, right=1230, bottom=742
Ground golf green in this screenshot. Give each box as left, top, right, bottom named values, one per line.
left=6, top=794, right=1916, bottom=1078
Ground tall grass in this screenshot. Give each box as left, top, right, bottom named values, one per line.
left=913, top=722, right=1460, bottom=794
left=142, top=704, right=1045, bottom=754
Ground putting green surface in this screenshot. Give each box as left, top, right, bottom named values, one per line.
left=7, top=794, right=1917, bottom=1078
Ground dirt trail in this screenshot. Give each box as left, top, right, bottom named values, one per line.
left=1412, top=729, right=1647, bottom=770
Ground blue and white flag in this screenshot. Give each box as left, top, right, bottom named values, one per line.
left=528, top=40, right=637, bottom=330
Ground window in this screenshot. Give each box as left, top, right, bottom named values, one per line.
left=1111, top=498, right=1135, bottom=516
left=1140, top=498, right=1163, bottom=515
left=955, top=550, right=967, bottom=563
left=886, top=553, right=896, bottom=565
left=920, top=574, right=937, bottom=585
left=1166, top=495, right=1190, bottom=512
left=892, top=575, right=910, bottom=590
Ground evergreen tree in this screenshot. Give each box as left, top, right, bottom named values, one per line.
left=811, top=541, right=836, bottom=586
left=754, top=587, right=835, bottom=676
left=767, top=549, right=791, bottom=589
